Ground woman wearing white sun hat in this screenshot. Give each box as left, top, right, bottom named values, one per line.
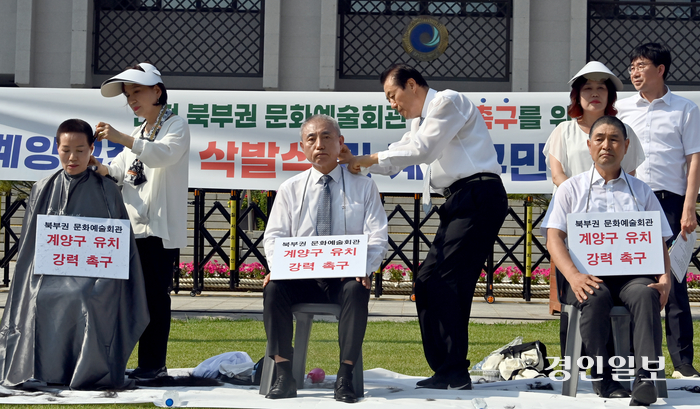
left=543, top=61, right=645, bottom=192
left=91, top=62, right=190, bottom=380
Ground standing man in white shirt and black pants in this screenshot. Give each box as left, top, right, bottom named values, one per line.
left=344, top=64, right=508, bottom=390
left=617, top=43, right=700, bottom=379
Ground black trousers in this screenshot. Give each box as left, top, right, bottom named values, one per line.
left=564, top=276, right=663, bottom=373
left=655, top=191, right=695, bottom=368
left=135, top=236, right=176, bottom=369
left=414, top=177, right=508, bottom=380
left=263, top=278, right=370, bottom=364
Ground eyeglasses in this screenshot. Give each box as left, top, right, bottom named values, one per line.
left=628, top=62, right=652, bottom=74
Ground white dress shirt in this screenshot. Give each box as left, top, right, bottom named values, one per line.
left=264, top=164, right=388, bottom=276
left=543, top=119, right=646, bottom=193
left=368, top=88, right=502, bottom=190
left=541, top=166, right=672, bottom=240
left=106, top=115, right=190, bottom=249
left=617, top=87, right=700, bottom=196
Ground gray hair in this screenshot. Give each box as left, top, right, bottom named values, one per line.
left=299, top=114, right=341, bottom=139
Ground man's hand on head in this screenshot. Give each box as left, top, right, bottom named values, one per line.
left=337, top=144, right=354, bottom=164
left=346, top=155, right=377, bottom=174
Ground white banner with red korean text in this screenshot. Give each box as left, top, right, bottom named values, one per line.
left=35, top=215, right=131, bottom=279
left=566, top=211, right=663, bottom=277
left=5, top=88, right=700, bottom=193
left=271, top=234, right=368, bottom=280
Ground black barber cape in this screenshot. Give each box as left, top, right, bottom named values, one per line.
left=0, top=169, right=149, bottom=389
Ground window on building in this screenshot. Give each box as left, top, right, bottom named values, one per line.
left=588, top=0, right=700, bottom=85
left=94, top=0, right=264, bottom=76
left=338, top=0, right=512, bottom=82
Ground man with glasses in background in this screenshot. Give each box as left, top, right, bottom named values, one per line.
left=617, top=42, right=700, bottom=379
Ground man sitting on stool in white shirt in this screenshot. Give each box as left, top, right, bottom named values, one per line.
left=262, top=114, right=388, bottom=403
left=542, top=116, right=672, bottom=406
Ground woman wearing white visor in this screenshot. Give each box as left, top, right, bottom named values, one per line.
left=543, top=61, right=645, bottom=191
left=91, top=63, right=190, bottom=380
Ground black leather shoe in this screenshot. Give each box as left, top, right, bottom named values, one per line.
left=265, top=375, right=297, bottom=399
left=416, top=375, right=445, bottom=389
left=416, top=376, right=436, bottom=387
left=416, top=375, right=471, bottom=390
left=128, top=366, right=167, bottom=380
left=446, top=377, right=472, bottom=390
left=592, top=373, right=629, bottom=398
left=630, top=373, right=657, bottom=406
left=334, top=376, right=358, bottom=403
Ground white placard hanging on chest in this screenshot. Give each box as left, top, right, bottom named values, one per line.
left=35, top=215, right=131, bottom=279
left=566, top=211, right=664, bottom=276
left=271, top=234, right=368, bottom=279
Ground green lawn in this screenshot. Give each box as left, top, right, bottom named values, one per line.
left=1, top=318, right=698, bottom=409
left=134, top=318, right=562, bottom=377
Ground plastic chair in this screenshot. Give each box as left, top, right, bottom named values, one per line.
left=259, top=303, right=364, bottom=397
left=561, top=302, right=668, bottom=397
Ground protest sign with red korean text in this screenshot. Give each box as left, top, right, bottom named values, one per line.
left=566, top=211, right=663, bottom=276
left=271, top=234, right=368, bottom=279
left=35, top=215, right=131, bottom=279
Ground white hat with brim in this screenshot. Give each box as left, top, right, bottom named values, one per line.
left=567, top=61, right=623, bottom=91
left=100, top=63, right=163, bottom=97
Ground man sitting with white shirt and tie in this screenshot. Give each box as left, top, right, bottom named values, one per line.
left=262, top=114, right=388, bottom=403
left=542, top=116, right=672, bottom=406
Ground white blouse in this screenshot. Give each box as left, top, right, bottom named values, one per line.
left=542, top=119, right=646, bottom=193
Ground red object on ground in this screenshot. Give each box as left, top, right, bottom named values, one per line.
left=307, top=368, right=325, bottom=383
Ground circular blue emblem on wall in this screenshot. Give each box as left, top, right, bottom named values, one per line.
left=402, top=16, right=449, bottom=62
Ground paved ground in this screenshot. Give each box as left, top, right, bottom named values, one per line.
left=1, top=257, right=699, bottom=323
left=0, top=284, right=559, bottom=323
left=166, top=291, right=700, bottom=322
left=164, top=291, right=560, bottom=323
left=3, top=287, right=698, bottom=324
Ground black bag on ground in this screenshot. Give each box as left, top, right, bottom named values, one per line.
left=498, top=340, right=552, bottom=380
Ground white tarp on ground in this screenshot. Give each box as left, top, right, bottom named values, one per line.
left=0, top=368, right=699, bottom=408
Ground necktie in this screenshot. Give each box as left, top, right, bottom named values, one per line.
left=422, top=165, right=432, bottom=215
left=317, top=175, right=332, bottom=235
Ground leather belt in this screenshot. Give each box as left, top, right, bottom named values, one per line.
left=443, top=172, right=500, bottom=199
left=654, top=190, right=682, bottom=200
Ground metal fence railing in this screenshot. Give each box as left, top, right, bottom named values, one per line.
left=2, top=188, right=551, bottom=302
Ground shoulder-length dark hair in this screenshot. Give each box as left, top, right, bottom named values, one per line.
left=567, top=76, right=617, bottom=118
